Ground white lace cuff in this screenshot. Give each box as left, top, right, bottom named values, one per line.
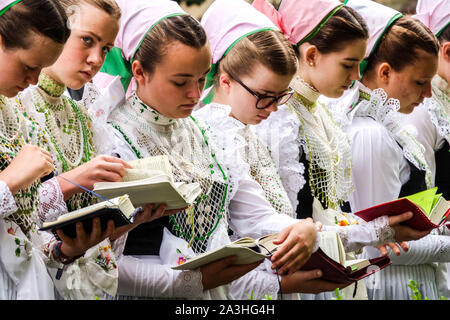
left=229, top=267, right=280, bottom=300
left=110, top=233, right=128, bottom=260
left=324, top=215, right=395, bottom=252
left=37, top=177, right=68, bottom=225
left=0, top=180, right=18, bottom=218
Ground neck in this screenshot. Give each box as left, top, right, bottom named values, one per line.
left=39, top=71, right=66, bottom=98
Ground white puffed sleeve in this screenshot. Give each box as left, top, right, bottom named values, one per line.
left=37, top=177, right=68, bottom=225
left=115, top=255, right=204, bottom=298
left=253, top=105, right=305, bottom=210
left=403, top=104, right=444, bottom=184
left=229, top=172, right=302, bottom=237
left=346, top=117, right=410, bottom=212
left=0, top=180, right=18, bottom=218
left=386, top=234, right=450, bottom=264
left=322, top=215, right=395, bottom=253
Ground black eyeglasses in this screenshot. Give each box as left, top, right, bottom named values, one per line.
left=231, top=76, right=294, bottom=109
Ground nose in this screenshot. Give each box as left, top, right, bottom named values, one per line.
left=422, top=82, right=432, bottom=98
left=265, top=102, right=278, bottom=113
left=26, top=68, right=41, bottom=85
left=350, top=65, right=361, bottom=81
left=87, top=48, right=104, bottom=67
left=187, top=82, right=202, bottom=100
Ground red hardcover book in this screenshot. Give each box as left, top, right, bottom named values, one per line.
left=301, top=248, right=391, bottom=284
left=354, top=196, right=450, bottom=232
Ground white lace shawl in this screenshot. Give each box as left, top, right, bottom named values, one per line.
left=423, top=75, right=450, bottom=145
left=343, top=83, right=433, bottom=189
left=253, top=105, right=306, bottom=210
left=194, top=103, right=296, bottom=218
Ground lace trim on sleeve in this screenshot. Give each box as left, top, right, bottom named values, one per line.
left=175, top=269, right=204, bottom=298
left=325, top=215, right=395, bottom=253
left=110, top=233, right=128, bottom=260
left=424, top=97, right=450, bottom=145
left=0, top=180, right=18, bottom=218
left=37, top=177, right=68, bottom=226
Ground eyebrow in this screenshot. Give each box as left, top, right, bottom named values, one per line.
left=172, top=68, right=211, bottom=77
left=80, top=30, right=114, bottom=47
left=344, top=58, right=361, bottom=62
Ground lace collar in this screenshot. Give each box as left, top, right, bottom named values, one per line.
left=423, top=75, right=450, bottom=144
left=131, top=93, right=176, bottom=126
left=353, top=84, right=433, bottom=188
left=290, top=76, right=321, bottom=111
left=38, top=73, right=66, bottom=98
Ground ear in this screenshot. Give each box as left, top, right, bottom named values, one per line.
left=303, top=45, right=319, bottom=67
left=377, top=62, right=392, bottom=84
left=218, top=73, right=233, bottom=94
left=132, top=60, right=151, bottom=87
left=441, top=41, right=450, bottom=62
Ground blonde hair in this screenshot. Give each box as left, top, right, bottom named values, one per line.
left=216, top=30, right=298, bottom=83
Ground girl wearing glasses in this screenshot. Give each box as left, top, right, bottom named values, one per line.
left=322, top=0, right=450, bottom=300
left=92, top=0, right=327, bottom=300
left=194, top=0, right=432, bottom=299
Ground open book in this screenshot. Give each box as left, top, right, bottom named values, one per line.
left=173, top=231, right=390, bottom=284
left=40, top=194, right=138, bottom=240
left=93, top=155, right=202, bottom=210
left=355, top=187, right=450, bottom=231
left=301, top=231, right=391, bottom=284
left=172, top=234, right=279, bottom=270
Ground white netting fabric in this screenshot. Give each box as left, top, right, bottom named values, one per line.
left=195, top=103, right=295, bottom=218
left=286, top=76, right=354, bottom=211
left=353, top=87, right=433, bottom=189
left=108, top=93, right=231, bottom=254
left=19, top=74, right=98, bottom=212
left=0, top=96, right=43, bottom=236
left=425, top=75, right=450, bottom=144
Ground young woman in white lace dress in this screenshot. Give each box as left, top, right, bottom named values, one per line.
left=92, top=0, right=342, bottom=300
left=401, top=0, right=450, bottom=299
left=13, top=0, right=165, bottom=300
left=327, top=0, right=450, bottom=300
left=0, top=0, right=123, bottom=300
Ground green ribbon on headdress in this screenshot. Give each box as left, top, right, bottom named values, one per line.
left=297, top=4, right=344, bottom=46
left=100, top=12, right=187, bottom=93
left=436, top=21, right=450, bottom=38
left=202, top=27, right=276, bottom=105
left=0, top=0, right=22, bottom=16
left=359, top=12, right=403, bottom=78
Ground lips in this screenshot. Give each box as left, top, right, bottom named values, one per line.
left=80, top=70, right=93, bottom=79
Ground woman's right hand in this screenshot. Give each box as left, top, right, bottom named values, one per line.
left=281, top=269, right=350, bottom=294
left=200, top=256, right=263, bottom=291
left=388, top=211, right=431, bottom=242
left=57, top=155, right=131, bottom=200
left=0, top=144, right=54, bottom=194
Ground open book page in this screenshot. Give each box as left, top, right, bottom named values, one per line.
left=343, top=259, right=371, bottom=272
left=429, top=196, right=450, bottom=225
left=174, top=182, right=202, bottom=203
left=404, top=187, right=438, bottom=214
left=125, top=155, right=174, bottom=182
left=317, top=231, right=345, bottom=265
left=255, top=233, right=279, bottom=255
left=42, top=195, right=134, bottom=227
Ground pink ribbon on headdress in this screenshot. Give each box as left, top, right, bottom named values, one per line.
left=252, top=0, right=289, bottom=41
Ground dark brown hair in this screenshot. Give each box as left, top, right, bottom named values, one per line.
left=134, top=14, right=207, bottom=74
left=217, top=29, right=298, bottom=82
left=0, top=0, right=70, bottom=49
left=365, top=16, right=440, bottom=74
left=437, top=24, right=450, bottom=44
left=296, top=6, right=369, bottom=56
